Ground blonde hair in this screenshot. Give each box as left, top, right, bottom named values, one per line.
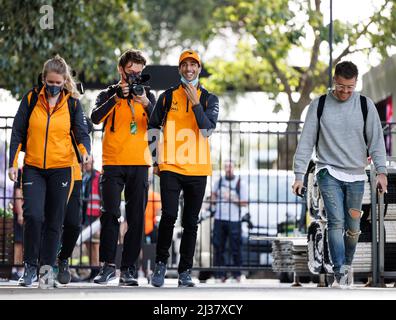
left=42, top=54, right=79, bottom=99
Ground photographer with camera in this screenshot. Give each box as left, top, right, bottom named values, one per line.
left=91, top=49, right=156, bottom=286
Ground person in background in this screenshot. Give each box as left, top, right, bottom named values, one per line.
left=82, top=158, right=101, bottom=280
left=56, top=118, right=93, bottom=285
left=211, top=160, right=247, bottom=283
left=10, top=168, right=24, bottom=280
left=145, top=181, right=161, bottom=244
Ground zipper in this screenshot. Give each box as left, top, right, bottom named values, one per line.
left=186, top=97, right=189, bottom=112
left=43, top=110, right=51, bottom=169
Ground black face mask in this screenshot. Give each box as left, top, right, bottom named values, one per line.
left=46, top=83, right=63, bottom=96
left=125, top=71, right=141, bottom=85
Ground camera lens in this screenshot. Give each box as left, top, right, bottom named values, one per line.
left=131, top=84, right=144, bottom=96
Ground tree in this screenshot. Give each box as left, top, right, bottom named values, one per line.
left=202, top=0, right=396, bottom=169
left=0, top=0, right=150, bottom=99
left=138, top=0, right=217, bottom=64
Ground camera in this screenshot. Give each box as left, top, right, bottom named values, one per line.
left=126, top=73, right=150, bottom=97
left=297, top=186, right=307, bottom=198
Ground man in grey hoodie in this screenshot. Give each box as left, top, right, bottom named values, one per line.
left=292, top=61, right=388, bottom=287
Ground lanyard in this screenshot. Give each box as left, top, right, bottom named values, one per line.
left=127, top=98, right=136, bottom=121
left=127, top=98, right=137, bottom=135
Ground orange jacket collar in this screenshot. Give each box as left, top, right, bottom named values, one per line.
left=38, top=86, right=70, bottom=111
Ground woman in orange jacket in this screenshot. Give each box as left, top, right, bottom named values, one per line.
left=8, top=55, right=91, bottom=287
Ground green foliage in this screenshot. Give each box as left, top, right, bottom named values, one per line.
left=1, top=0, right=395, bottom=113
left=319, top=20, right=354, bottom=44
left=367, top=1, right=396, bottom=57
left=138, top=0, right=217, bottom=63
left=202, top=42, right=276, bottom=93
left=0, top=207, right=13, bottom=219
left=204, top=0, right=396, bottom=121
left=0, top=0, right=150, bottom=98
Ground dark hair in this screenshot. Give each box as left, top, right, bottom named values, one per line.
left=118, top=49, right=146, bottom=69
left=334, top=61, right=358, bottom=79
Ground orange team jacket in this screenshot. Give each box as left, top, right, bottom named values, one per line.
left=9, top=86, right=91, bottom=170
left=148, top=84, right=219, bottom=176
left=91, top=85, right=156, bottom=166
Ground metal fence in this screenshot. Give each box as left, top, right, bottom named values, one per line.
left=1, top=116, right=395, bottom=279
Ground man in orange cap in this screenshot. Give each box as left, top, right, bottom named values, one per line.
left=149, top=49, right=219, bottom=287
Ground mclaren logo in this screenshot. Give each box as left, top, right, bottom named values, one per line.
left=170, top=101, right=178, bottom=112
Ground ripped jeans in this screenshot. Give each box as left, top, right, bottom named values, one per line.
left=317, top=169, right=365, bottom=274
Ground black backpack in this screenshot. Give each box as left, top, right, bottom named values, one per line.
left=315, top=94, right=368, bottom=150
left=217, top=176, right=241, bottom=196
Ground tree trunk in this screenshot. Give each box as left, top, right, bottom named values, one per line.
left=278, top=98, right=311, bottom=170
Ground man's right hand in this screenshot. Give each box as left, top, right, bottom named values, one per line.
left=292, top=180, right=304, bottom=196
left=8, top=167, right=17, bottom=182
left=116, top=81, right=129, bottom=99
left=17, top=215, right=23, bottom=226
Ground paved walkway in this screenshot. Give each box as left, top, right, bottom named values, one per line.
left=1, top=278, right=396, bottom=300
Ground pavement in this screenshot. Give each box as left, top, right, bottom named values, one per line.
left=1, top=277, right=396, bottom=300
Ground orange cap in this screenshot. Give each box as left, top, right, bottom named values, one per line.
left=179, top=50, right=201, bottom=66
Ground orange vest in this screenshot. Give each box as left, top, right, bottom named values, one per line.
left=145, top=190, right=161, bottom=235
left=102, top=99, right=151, bottom=166
left=85, top=170, right=101, bottom=217
left=159, top=86, right=212, bottom=176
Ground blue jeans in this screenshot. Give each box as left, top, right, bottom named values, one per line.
left=213, top=219, right=241, bottom=278
left=317, top=169, right=364, bottom=274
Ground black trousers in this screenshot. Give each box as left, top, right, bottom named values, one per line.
left=22, top=165, right=72, bottom=266
left=58, top=180, right=82, bottom=260
left=99, top=165, right=148, bottom=268
left=156, top=171, right=207, bottom=273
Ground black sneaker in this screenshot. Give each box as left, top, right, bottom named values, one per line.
left=178, top=270, right=195, bottom=287
left=151, top=262, right=166, bottom=287
left=19, top=263, right=38, bottom=287
left=93, top=263, right=116, bottom=284
left=119, top=266, right=138, bottom=286
left=57, top=259, right=71, bottom=284
left=10, top=271, right=22, bottom=281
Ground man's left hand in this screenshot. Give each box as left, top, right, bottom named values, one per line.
left=133, top=90, right=150, bottom=108
left=183, top=83, right=200, bottom=106
left=377, top=173, right=388, bottom=195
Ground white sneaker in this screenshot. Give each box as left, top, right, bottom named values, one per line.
left=339, top=265, right=353, bottom=288
left=331, top=279, right=341, bottom=288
